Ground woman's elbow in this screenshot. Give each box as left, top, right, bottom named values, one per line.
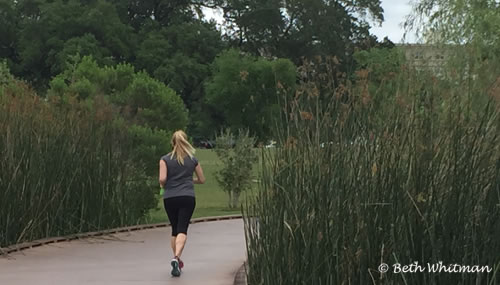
left=159, top=178, right=167, bottom=185
left=199, top=178, right=206, bottom=184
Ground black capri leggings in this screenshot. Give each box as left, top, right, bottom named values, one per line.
left=163, top=196, right=196, bottom=236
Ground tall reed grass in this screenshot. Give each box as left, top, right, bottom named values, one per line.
left=0, top=78, right=156, bottom=248
left=244, top=55, right=500, bottom=284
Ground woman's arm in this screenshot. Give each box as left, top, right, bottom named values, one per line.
left=193, top=164, right=205, bottom=184
left=159, top=159, right=167, bottom=187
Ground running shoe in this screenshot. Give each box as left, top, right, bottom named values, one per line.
left=178, top=258, right=184, bottom=269
left=171, top=257, right=181, bottom=277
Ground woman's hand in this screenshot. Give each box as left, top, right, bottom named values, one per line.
left=193, top=164, right=205, bottom=184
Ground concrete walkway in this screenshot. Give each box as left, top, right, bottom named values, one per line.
left=0, top=219, right=246, bottom=285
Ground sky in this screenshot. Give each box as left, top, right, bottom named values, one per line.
left=369, top=0, right=417, bottom=43
left=203, top=0, right=418, bottom=44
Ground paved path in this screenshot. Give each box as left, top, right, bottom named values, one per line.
left=0, top=219, right=246, bottom=285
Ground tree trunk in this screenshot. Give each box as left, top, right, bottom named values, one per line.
left=230, top=191, right=241, bottom=209
left=227, top=191, right=233, bottom=209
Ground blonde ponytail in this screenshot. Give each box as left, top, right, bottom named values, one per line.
left=170, top=130, right=195, bottom=165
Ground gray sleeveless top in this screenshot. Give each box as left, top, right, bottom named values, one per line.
left=161, top=153, right=198, bottom=199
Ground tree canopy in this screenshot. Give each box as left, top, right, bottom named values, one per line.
left=205, top=49, right=296, bottom=141
left=49, top=55, right=188, bottom=132
left=1, top=0, right=390, bottom=139
left=214, top=0, right=384, bottom=66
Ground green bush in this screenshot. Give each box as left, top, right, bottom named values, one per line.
left=215, top=128, right=258, bottom=209
left=47, top=56, right=186, bottom=176
left=48, top=56, right=188, bottom=132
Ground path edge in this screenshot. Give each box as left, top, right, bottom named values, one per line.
left=0, top=214, right=243, bottom=255
left=233, top=261, right=248, bottom=285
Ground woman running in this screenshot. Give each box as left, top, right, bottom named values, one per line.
left=159, top=130, right=205, bottom=277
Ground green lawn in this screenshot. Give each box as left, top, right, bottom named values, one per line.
left=144, top=148, right=260, bottom=223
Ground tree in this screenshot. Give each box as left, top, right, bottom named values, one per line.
left=205, top=49, right=296, bottom=141
left=0, top=0, right=228, bottom=140
left=48, top=56, right=188, bottom=175
left=49, top=56, right=188, bottom=132
left=0, top=0, right=19, bottom=70
left=405, top=0, right=500, bottom=44
left=16, top=0, right=135, bottom=90
left=207, top=0, right=384, bottom=68
left=133, top=20, right=226, bottom=138
left=214, top=128, right=257, bottom=209
left=404, top=0, right=500, bottom=62
left=135, top=20, right=225, bottom=109
left=110, top=0, right=197, bottom=30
